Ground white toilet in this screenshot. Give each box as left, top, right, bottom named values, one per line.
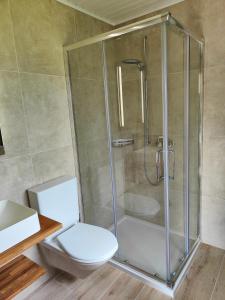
left=28, top=176, right=118, bottom=278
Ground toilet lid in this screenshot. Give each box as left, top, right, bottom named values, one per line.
left=56, top=223, right=118, bottom=263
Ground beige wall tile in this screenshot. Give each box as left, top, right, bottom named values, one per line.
left=72, top=78, right=107, bottom=143
left=69, top=43, right=103, bottom=80
left=32, top=146, right=75, bottom=184
left=167, top=26, right=184, bottom=74
left=21, top=73, right=72, bottom=153
left=10, top=0, right=76, bottom=75
left=148, top=75, right=163, bottom=135
left=201, top=195, right=225, bottom=250
left=189, top=70, right=201, bottom=137
left=0, top=0, right=17, bottom=71
left=168, top=73, right=184, bottom=136
left=0, top=155, right=34, bottom=206
left=169, top=0, right=203, bottom=37
left=190, top=38, right=201, bottom=71
left=107, top=81, right=120, bottom=135
left=146, top=25, right=162, bottom=77
left=86, top=138, right=109, bottom=168
left=74, top=10, right=112, bottom=41
left=201, top=0, right=225, bottom=68
left=87, top=203, right=115, bottom=228
left=202, top=138, right=225, bottom=199
left=88, top=163, right=112, bottom=206
left=0, top=71, right=28, bottom=157
left=203, top=65, right=225, bottom=138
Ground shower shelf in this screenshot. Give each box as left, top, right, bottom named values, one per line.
left=112, top=138, right=134, bottom=147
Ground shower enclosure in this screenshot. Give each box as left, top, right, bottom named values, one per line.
left=64, top=12, right=203, bottom=293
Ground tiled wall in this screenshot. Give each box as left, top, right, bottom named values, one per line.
left=0, top=0, right=111, bottom=297
left=199, top=0, right=225, bottom=250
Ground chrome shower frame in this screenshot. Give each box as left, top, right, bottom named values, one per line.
left=63, top=12, right=204, bottom=296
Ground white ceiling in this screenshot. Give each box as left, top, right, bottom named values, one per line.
left=57, top=0, right=184, bottom=25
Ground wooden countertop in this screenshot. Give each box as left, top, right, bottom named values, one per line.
left=0, top=215, right=62, bottom=269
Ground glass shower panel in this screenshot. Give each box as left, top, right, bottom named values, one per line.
left=65, top=14, right=203, bottom=289
left=167, top=24, right=186, bottom=278
left=68, top=43, right=114, bottom=229
left=189, top=38, right=201, bottom=246
left=105, top=26, right=168, bottom=281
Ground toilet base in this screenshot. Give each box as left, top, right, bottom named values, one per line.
left=40, top=242, right=108, bottom=278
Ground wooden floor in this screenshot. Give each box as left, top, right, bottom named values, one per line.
left=25, top=244, right=225, bottom=300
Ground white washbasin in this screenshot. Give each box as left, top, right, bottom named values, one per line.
left=0, top=200, right=40, bottom=253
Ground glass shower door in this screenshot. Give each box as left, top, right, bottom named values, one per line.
left=105, top=26, right=169, bottom=281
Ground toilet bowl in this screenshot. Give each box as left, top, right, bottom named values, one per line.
left=28, top=176, right=118, bottom=278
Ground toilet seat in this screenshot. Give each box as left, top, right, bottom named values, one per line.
left=55, top=223, right=118, bottom=264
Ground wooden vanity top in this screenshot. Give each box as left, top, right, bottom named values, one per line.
left=0, top=215, right=62, bottom=269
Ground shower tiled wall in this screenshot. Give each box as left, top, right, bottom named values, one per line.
left=0, top=0, right=111, bottom=297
